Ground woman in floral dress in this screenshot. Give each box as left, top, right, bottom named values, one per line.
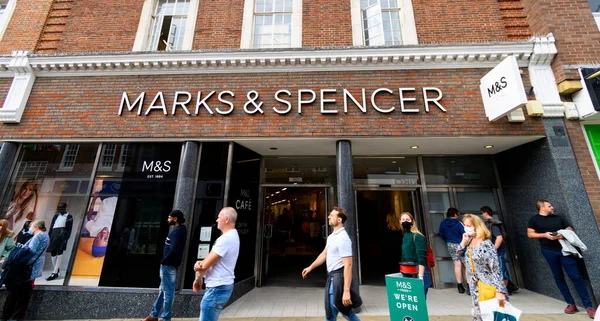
left=458, top=214, right=507, bottom=321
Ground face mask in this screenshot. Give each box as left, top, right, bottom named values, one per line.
left=465, top=226, right=476, bottom=236
left=401, top=221, right=413, bottom=231
left=27, top=228, right=34, bottom=234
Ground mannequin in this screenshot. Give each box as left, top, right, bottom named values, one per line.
left=46, top=202, right=73, bottom=281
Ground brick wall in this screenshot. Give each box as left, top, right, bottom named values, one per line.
left=565, top=120, right=600, bottom=226
left=412, top=0, right=513, bottom=43
left=0, top=0, right=53, bottom=54
left=0, top=70, right=544, bottom=139
left=302, top=0, right=353, bottom=47
left=193, top=0, right=244, bottom=50
left=521, top=0, right=600, bottom=82
left=0, top=79, right=11, bottom=105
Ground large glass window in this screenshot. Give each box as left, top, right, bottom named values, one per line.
left=0, top=143, right=99, bottom=286
left=360, top=0, right=402, bottom=46
left=0, top=0, right=16, bottom=40
left=422, top=156, right=497, bottom=185
left=353, top=157, right=419, bottom=185
left=253, top=0, right=293, bottom=48
left=149, top=0, right=190, bottom=51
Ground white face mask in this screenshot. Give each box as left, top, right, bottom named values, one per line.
left=465, top=226, right=476, bottom=236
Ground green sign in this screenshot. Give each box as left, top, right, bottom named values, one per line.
left=385, top=273, right=429, bottom=321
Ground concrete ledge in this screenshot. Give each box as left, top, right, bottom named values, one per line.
left=0, top=277, right=255, bottom=320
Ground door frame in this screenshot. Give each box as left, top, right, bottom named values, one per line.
left=255, top=184, right=333, bottom=287
left=354, top=186, right=420, bottom=285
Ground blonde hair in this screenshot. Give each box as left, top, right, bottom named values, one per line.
left=386, top=213, right=402, bottom=231
left=0, top=219, right=11, bottom=244
left=462, top=214, right=491, bottom=240
left=400, top=212, right=423, bottom=236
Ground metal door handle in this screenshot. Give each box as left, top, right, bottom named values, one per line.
left=265, top=224, right=273, bottom=238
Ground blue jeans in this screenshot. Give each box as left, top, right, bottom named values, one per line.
left=151, top=265, right=178, bottom=321
left=497, top=251, right=510, bottom=281
left=541, top=248, right=592, bottom=308
left=199, top=284, right=234, bottom=321
left=326, top=283, right=360, bottom=321
left=423, top=267, right=432, bottom=297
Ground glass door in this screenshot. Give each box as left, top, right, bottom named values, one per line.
left=259, top=186, right=330, bottom=287
left=426, top=188, right=456, bottom=286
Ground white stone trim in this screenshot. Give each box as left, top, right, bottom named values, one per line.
left=527, top=33, right=564, bottom=117
left=0, top=51, right=35, bottom=123
left=594, top=12, right=600, bottom=32
left=132, top=0, right=199, bottom=52
left=15, top=42, right=537, bottom=77
left=350, top=0, right=418, bottom=46
left=240, top=0, right=302, bottom=49
left=0, top=0, right=17, bottom=42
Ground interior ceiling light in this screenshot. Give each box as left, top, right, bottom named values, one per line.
left=410, top=145, right=419, bottom=149
left=392, top=161, right=397, bottom=164
left=270, top=147, right=278, bottom=150
left=484, top=145, right=494, bottom=149
left=282, top=188, right=287, bottom=191
left=275, top=191, right=280, bottom=194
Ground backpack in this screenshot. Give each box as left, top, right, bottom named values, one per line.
left=413, top=233, right=436, bottom=268
left=486, top=219, right=507, bottom=241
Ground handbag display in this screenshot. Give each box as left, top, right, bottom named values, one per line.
left=469, top=246, right=496, bottom=301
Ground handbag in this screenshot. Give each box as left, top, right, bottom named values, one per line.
left=412, top=233, right=436, bottom=268
left=480, top=299, right=522, bottom=321
left=1, top=246, right=46, bottom=286
left=469, top=246, right=496, bottom=301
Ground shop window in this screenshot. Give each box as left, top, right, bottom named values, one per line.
left=0, top=0, right=16, bottom=41
left=264, top=157, right=336, bottom=185
left=353, top=157, right=419, bottom=185
left=240, top=0, right=302, bottom=49
left=350, top=0, right=418, bottom=46
left=98, top=144, right=117, bottom=171
left=132, top=0, right=199, bottom=51
left=58, top=144, right=80, bottom=172
left=584, top=124, right=600, bottom=180
left=0, top=143, right=99, bottom=286
left=116, top=145, right=130, bottom=172
left=422, top=156, right=497, bottom=185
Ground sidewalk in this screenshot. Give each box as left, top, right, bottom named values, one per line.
left=45, top=316, right=593, bottom=321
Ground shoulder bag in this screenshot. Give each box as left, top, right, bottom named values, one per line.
left=468, top=245, right=496, bottom=301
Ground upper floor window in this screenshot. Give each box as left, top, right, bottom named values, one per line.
left=0, top=0, right=17, bottom=41
left=132, top=0, right=199, bottom=52
left=99, top=144, right=117, bottom=171
left=351, top=0, right=418, bottom=46
left=58, top=145, right=80, bottom=172
left=117, top=145, right=130, bottom=172
left=241, top=0, right=302, bottom=49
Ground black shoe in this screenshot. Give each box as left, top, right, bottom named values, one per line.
left=46, top=273, right=58, bottom=281
left=457, top=283, right=465, bottom=294
left=466, top=286, right=471, bottom=295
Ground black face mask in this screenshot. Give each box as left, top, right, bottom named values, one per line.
left=168, top=219, right=176, bottom=226
left=401, top=221, right=413, bottom=231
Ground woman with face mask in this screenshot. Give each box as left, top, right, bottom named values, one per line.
left=0, top=219, right=16, bottom=267
left=400, top=212, right=432, bottom=296
left=459, top=214, right=507, bottom=321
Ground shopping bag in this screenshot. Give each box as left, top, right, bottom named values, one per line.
left=479, top=299, right=522, bottom=321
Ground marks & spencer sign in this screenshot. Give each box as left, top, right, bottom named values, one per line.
left=118, top=87, right=447, bottom=116
left=479, top=55, right=527, bottom=121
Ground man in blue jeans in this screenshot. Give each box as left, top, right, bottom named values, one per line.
left=527, top=200, right=595, bottom=319
left=143, top=210, right=188, bottom=321
left=481, top=206, right=512, bottom=289
left=302, top=207, right=362, bottom=321
left=193, top=207, right=240, bottom=321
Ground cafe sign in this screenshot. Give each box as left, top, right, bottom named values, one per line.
left=118, top=87, right=447, bottom=116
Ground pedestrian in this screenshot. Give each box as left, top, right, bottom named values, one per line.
left=193, top=207, right=240, bottom=321
left=143, top=210, right=188, bottom=321
left=46, top=202, right=74, bottom=281
left=0, top=219, right=16, bottom=268
left=16, top=221, right=33, bottom=245
left=383, top=213, right=403, bottom=275
left=400, top=212, right=432, bottom=296
left=527, top=200, right=595, bottom=318
left=302, top=207, right=362, bottom=321
left=1, top=220, right=49, bottom=320
left=458, top=214, right=507, bottom=321
left=439, top=207, right=468, bottom=294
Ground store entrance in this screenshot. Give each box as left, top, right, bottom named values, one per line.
left=356, top=190, right=420, bottom=285
left=260, top=186, right=331, bottom=287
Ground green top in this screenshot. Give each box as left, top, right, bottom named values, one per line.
left=0, top=233, right=15, bottom=261
left=401, top=231, right=427, bottom=267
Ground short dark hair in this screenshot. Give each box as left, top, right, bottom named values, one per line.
left=480, top=206, right=493, bottom=215
left=168, top=209, right=186, bottom=224
left=446, top=207, right=459, bottom=218
left=536, top=200, right=549, bottom=211
left=333, top=206, right=347, bottom=223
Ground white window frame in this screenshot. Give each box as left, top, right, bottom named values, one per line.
left=594, top=12, right=600, bottom=31
left=58, top=145, right=80, bottom=172
left=116, top=144, right=130, bottom=172
left=350, top=0, right=418, bottom=46
left=0, top=0, right=17, bottom=42
left=240, top=0, right=302, bottom=49
left=132, top=0, right=199, bottom=52
left=98, top=144, right=117, bottom=171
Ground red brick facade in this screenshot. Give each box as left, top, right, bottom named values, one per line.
left=302, top=0, right=353, bottom=47
left=521, top=0, right=600, bottom=82
left=0, top=79, right=11, bottom=103
left=0, top=70, right=544, bottom=139
left=0, top=0, right=53, bottom=54
left=194, top=0, right=245, bottom=50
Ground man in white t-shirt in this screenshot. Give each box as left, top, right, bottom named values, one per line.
left=302, top=207, right=362, bottom=321
left=193, top=207, right=240, bottom=321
